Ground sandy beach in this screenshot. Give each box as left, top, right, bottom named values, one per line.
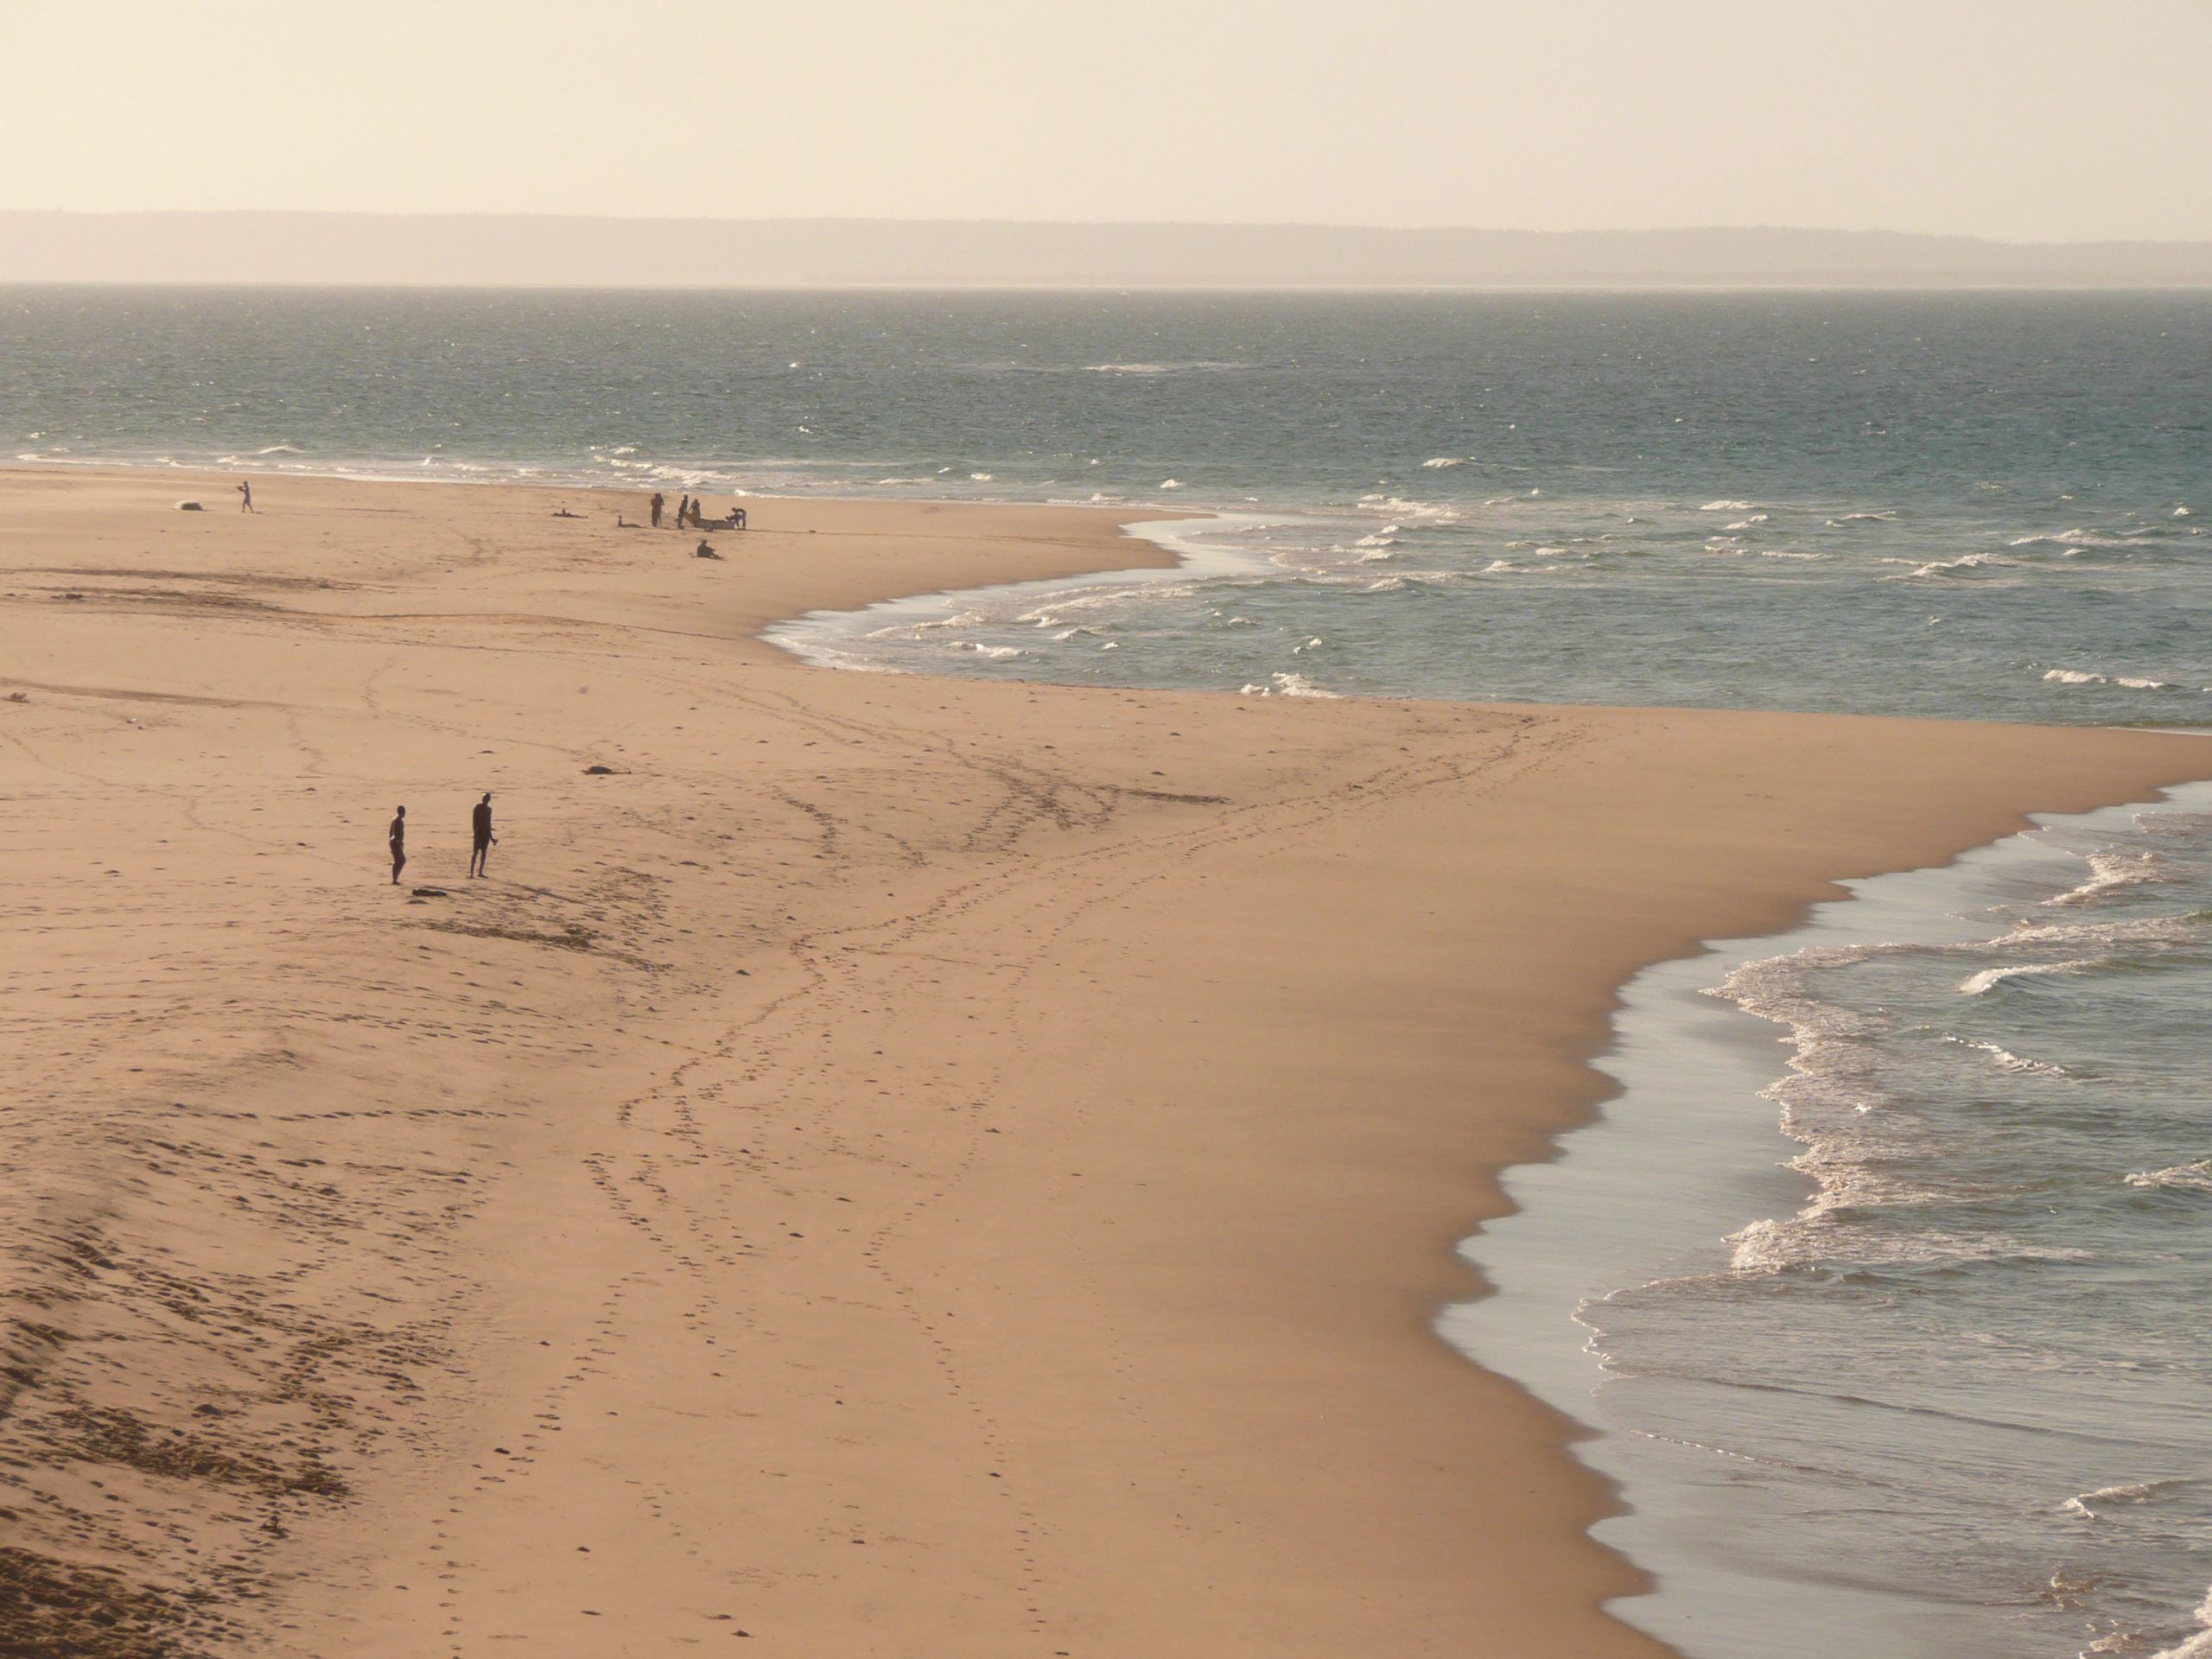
left=3, top=465, right=2204, bottom=1659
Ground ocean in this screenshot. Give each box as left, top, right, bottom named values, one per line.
left=1451, top=785, right=2212, bottom=1659
left=5, top=286, right=2209, bottom=1656
left=10, top=286, right=2203, bottom=718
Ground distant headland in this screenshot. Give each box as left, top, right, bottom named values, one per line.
left=6, top=213, right=2212, bottom=289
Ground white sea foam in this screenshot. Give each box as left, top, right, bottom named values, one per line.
left=1080, top=360, right=1243, bottom=375
left=1356, top=493, right=1463, bottom=524
left=1704, top=930, right=2145, bottom=1274
left=2126, top=1160, right=2212, bottom=1193
left=2068, top=1478, right=2187, bottom=1516
left=2010, top=527, right=2155, bottom=550
left=1715, top=941, right=1897, bottom=1027
left=1726, top=1212, right=2090, bottom=1274
left=2043, top=667, right=2178, bottom=690
left=2146, top=1590, right=2212, bottom=1659
left=1700, top=499, right=1757, bottom=512
left=1237, top=671, right=1338, bottom=698
left=951, top=642, right=1024, bottom=659
left=1421, top=456, right=1464, bottom=468
left=2047, top=849, right=2167, bottom=906
left=1939, top=1034, right=2069, bottom=1077
left=1885, top=551, right=2016, bottom=580
left=1958, top=960, right=2098, bottom=996
left=1997, top=910, right=2210, bottom=951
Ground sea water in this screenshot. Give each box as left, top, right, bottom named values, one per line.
left=1448, top=785, right=2212, bottom=1659
left=5, top=288, right=2209, bottom=1656
left=5, top=288, right=2209, bottom=721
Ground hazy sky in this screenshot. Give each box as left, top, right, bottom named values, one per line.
left=4, top=0, right=2209, bottom=238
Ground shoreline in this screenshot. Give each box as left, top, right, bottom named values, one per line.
left=3, top=464, right=2208, bottom=1657
left=1451, top=779, right=2212, bottom=1656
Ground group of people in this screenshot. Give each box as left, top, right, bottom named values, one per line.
left=389, top=793, right=498, bottom=885
left=648, top=491, right=746, bottom=532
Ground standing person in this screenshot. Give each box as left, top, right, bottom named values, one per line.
left=469, top=792, right=497, bottom=878
left=389, top=805, right=407, bottom=885
left=677, top=493, right=692, bottom=530
left=650, top=491, right=664, bottom=529
left=237, top=479, right=255, bottom=513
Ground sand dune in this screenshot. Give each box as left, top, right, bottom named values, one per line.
left=2, top=467, right=2202, bottom=1657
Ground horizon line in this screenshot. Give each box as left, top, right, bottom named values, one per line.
left=9, top=210, right=2212, bottom=251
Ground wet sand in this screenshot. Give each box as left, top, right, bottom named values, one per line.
left=2, top=466, right=2203, bottom=1657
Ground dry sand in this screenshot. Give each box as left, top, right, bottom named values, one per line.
left=2, top=467, right=2203, bottom=1658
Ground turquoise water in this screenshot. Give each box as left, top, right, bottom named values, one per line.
left=6, top=287, right=2211, bottom=1656
left=6, top=287, right=2209, bottom=721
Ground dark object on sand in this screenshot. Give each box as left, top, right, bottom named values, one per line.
left=553, top=508, right=581, bottom=518
left=175, top=499, right=205, bottom=512
left=583, top=764, right=618, bottom=775
left=411, top=887, right=451, bottom=898
left=695, top=540, right=721, bottom=559
left=470, top=792, right=496, bottom=878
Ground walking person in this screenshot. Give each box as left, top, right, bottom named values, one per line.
left=389, top=804, right=407, bottom=885
left=238, top=479, right=255, bottom=513
left=469, top=792, right=497, bottom=878
left=650, top=490, right=664, bottom=529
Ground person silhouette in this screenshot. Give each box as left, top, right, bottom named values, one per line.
left=469, top=792, right=497, bottom=878
left=389, top=805, right=407, bottom=885
left=650, top=491, right=664, bottom=529
left=238, top=480, right=255, bottom=513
